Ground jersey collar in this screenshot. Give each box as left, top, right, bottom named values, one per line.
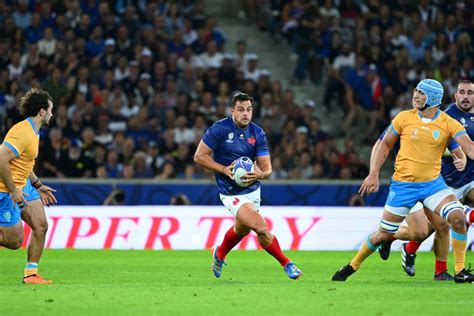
left=417, top=108, right=441, bottom=122
left=26, top=117, right=40, bottom=135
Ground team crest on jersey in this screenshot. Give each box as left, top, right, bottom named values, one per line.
left=247, top=136, right=256, bottom=145
left=432, top=130, right=440, bottom=140
left=411, top=128, right=419, bottom=138
left=226, top=132, right=234, bottom=143
left=3, top=211, right=11, bottom=222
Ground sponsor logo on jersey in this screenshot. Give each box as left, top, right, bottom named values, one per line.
left=432, top=130, right=440, bottom=140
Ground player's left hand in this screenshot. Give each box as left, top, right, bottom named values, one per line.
left=38, top=185, right=58, bottom=206
left=241, top=170, right=263, bottom=185
left=453, top=155, right=466, bottom=171
left=358, top=173, right=379, bottom=197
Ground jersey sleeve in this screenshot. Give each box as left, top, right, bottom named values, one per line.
left=202, top=122, right=224, bottom=150
left=256, top=129, right=270, bottom=157
left=448, top=117, right=467, bottom=140
left=3, top=125, right=29, bottom=157
left=390, top=112, right=406, bottom=136
left=447, top=139, right=460, bottom=151
left=379, top=125, right=389, bottom=140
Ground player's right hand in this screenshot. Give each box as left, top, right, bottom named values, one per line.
left=223, top=161, right=235, bottom=179
left=358, top=173, right=379, bottom=197
left=10, top=188, right=28, bottom=209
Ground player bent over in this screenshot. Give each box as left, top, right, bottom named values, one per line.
left=332, top=79, right=474, bottom=283
left=0, top=89, right=57, bottom=284
left=194, top=92, right=302, bottom=280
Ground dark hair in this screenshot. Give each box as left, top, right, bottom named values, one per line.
left=18, top=88, right=52, bottom=117
left=457, top=80, right=473, bottom=89
left=231, top=92, right=253, bottom=107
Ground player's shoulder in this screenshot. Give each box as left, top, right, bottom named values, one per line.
left=6, top=119, right=28, bottom=134
left=249, top=121, right=265, bottom=134
left=444, top=103, right=458, bottom=115
left=208, top=117, right=232, bottom=131
left=393, top=109, right=416, bottom=121
left=212, top=117, right=232, bottom=127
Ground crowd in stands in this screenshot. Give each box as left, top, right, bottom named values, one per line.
left=7, top=0, right=470, bottom=181
left=245, top=0, right=473, bottom=142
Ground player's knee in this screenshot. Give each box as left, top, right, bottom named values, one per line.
left=4, top=237, right=23, bottom=250
left=33, top=220, right=49, bottom=236
left=252, top=222, right=269, bottom=236
left=371, top=230, right=392, bottom=245
left=448, top=210, right=467, bottom=232
left=434, top=220, right=450, bottom=234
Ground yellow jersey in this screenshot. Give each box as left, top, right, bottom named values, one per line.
left=0, top=118, right=39, bottom=192
left=390, top=109, right=466, bottom=182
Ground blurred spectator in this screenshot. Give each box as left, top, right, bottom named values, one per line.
left=170, top=193, right=191, bottom=205
left=0, top=1, right=380, bottom=181
left=103, top=188, right=125, bottom=205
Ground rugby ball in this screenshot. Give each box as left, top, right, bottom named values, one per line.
left=233, top=156, right=254, bottom=187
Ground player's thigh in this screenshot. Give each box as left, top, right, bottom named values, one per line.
left=0, top=221, right=24, bottom=247
left=21, top=199, right=48, bottom=232
left=424, top=208, right=449, bottom=234
left=464, top=187, right=474, bottom=206
left=235, top=203, right=267, bottom=232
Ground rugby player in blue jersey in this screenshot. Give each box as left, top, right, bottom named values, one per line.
left=194, top=92, right=302, bottom=280
left=377, top=80, right=474, bottom=280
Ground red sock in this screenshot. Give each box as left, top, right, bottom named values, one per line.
left=405, top=241, right=421, bottom=254
left=435, top=260, right=447, bottom=275
left=263, top=236, right=291, bottom=267
left=468, top=209, right=474, bottom=225
left=217, top=226, right=245, bottom=260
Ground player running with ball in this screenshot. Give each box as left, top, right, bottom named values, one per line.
left=194, top=92, right=302, bottom=280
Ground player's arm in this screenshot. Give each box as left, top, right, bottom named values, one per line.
left=29, top=171, right=57, bottom=206
left=359, top=127, right=398, bottom=196
left=370, top=127, right=398, bottom=176
left=194, top=140, right=233, bottom=178
left=0, top=145, right=28, bottom=206
left=450, top=146, right=467, bottom=172
left=454, top=134, right=474, bottom=161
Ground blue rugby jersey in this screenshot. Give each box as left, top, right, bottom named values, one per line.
left=441, top=103, right=474, bottom=188
left=202, top=117, right=270, bottom=195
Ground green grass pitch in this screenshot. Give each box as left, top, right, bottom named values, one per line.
left=1, top=249, right=474, bottom=315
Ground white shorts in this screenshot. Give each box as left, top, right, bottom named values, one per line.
left=409, top=201, right=423, bottom=214
left=451, top=181, right=474, bottom=201
left=219, top=188, right=261, bottom=217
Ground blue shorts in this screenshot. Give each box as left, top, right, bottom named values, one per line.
left=385, top=176, right=451, bottom=216
left=0, top=179, right=40, bottom=227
